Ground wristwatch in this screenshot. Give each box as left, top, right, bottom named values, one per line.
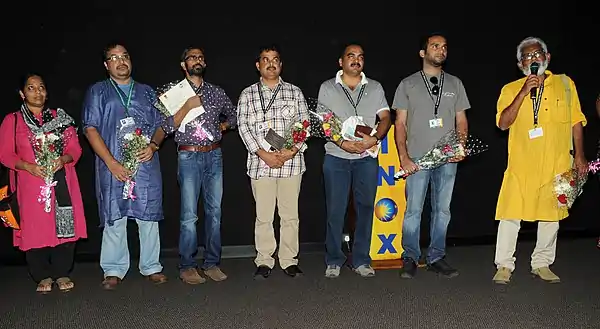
left=150, top=141, right=160, bottom=150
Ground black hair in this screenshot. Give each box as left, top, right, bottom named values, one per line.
left=256, top=44, right=282, bottom=62
left=20, top=73, right=44, bottom=91
left=103, top=42, right=128, bottom=61
left=339, top=42, right=364, bottom=58
left=420, top=32, right=447, bottom=51
left=180, top=46, right=205, bottom=62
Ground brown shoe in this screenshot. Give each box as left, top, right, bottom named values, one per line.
left=204, top=267, right=227, bottom=282
left=102, top=276, right=121, bottom=290
left=146, top=272, right=168, bottom=284
left=492, top=267, right=512, bottom=284
left=179, top=268, right=206, bottom=285
left=531, top=267, right=560, bottom=283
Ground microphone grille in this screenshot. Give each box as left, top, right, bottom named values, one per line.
left=530, top=62, right=540, bottom=74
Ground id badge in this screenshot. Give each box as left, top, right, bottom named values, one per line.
left=429, top=118, right=443, bottom=128
left=257, top=122, right=270, bottom=131
left=120, top=117, right=135, bottom=130
left=528, top=127, right=543, bottom=139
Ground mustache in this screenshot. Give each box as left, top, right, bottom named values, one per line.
left=117, top=64, right=128, bottom=70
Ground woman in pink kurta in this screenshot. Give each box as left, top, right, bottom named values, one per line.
left=0, top=74, right=87, bottom=293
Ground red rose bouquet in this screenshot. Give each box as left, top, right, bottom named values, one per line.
left=283, top=120, right=310, bottom=149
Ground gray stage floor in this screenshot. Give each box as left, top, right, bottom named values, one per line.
left=0, top=239, right=598, bottom=329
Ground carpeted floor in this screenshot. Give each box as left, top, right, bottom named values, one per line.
left=0, top=239, right=599, bottom=329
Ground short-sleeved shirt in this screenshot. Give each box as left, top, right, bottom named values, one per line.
left=392, top=71, right=471, bottom=159
left=318, top=70, right=390, bottom=160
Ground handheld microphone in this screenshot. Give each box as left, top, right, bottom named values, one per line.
left=530, top=62, right=540, bottom=99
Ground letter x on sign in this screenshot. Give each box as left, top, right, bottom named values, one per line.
left=377, top=234, right=397, bottom=254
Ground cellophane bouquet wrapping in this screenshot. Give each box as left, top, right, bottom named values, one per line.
left=283, top=120, right=311, bottom=149
left=121, top=127, right=150, bottom=200
left=151, top=81, right=180, bottom=117
left=551, top=158, right=600, bottom=209
left=306, top=98, right=343, bottom=143
left=32, top=131, right=65, bottom=212
left=394, top=129, right=488, bottom=179
left=552, top=168, right=587, bottom=209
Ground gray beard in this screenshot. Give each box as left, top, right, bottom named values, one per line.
left=522, top=60, right=548, bottom=76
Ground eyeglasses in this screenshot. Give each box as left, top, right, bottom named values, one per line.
left=521, top=50, right=545, bottom=61
left=185, top=55, right=204, bottom=62
left=106, top=54, right=130, bottom=62
left=430, top=76, right=439, bottom=96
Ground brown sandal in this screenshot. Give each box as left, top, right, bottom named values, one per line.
left=102, top=276, right=121, bottom=290
left=56, top=277, right=74, bottom=292
left=145, top=272, right=168, bottom=284
left=36, top=278, right=53, bottom=294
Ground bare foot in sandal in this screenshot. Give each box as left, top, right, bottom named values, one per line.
left=36, top=278, right=53, bottom=294
left=56, top=277, right=74, bottom=292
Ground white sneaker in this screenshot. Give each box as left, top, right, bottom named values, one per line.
left=325, top=265, right=341, bottom=278
left=354, top=264, right=375, bottom=277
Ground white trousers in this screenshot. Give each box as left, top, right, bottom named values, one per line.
left=494, top=219, right=559, bottom=271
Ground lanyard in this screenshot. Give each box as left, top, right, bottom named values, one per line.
left=109, top=79, right=134, bottom=117
left=188, top=78, right=204, bottom=96
left=341, top=84, right=366, bottom=116
left=257, top=83, right=281, bottom=113
left=419, top=70, right=444, bottom=118
left=532, top=84, right=545, bottom=126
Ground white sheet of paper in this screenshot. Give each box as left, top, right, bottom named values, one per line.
left=178, top=106, right=205, bottom=133
left=365, top=143, right=381, bottom=158
left=259, top=138, right=272, bottom=152
left=158, top=79, right=197, bottom=115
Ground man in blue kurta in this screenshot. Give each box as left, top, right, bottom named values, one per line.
left=82, top=43, right=168, bottom=290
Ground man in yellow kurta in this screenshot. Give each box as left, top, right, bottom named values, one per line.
left=493, top=37, right=588, bottom=284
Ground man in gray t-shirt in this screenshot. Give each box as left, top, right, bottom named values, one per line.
left=392, top=33, right=470, bottom=279
left=318, top=44, right=392, bottom=279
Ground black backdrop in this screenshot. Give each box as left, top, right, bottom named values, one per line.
left=1, top=4, right=598, bottom=261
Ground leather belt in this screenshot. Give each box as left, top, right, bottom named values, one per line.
left=178, top=143, right=220, bottom=152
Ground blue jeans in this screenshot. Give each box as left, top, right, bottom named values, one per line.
left=401, top=162, right=457, bottom=264
left=100, top=216, right=163, bottom=279
left=177, top=148, right=223, bottom=271
left=323, top=155, right=378, bottom=268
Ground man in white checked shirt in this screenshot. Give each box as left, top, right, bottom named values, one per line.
left=237, top=44, right=310, bottom=279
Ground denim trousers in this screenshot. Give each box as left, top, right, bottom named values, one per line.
left=177, top=148, right=223, bottom=271
left=323, top=154, right=378, bottom=268
left=401, top=162, right=457, bottom=264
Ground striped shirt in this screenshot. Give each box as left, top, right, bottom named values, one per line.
left=237, top=78, right=309, bottom=180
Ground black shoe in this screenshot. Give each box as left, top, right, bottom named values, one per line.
left=254, top=265, right=272, bottom=280
left=427, top=259, right=458, bottom=278
left=400, top=258, right=417, bottom=279
left=283, top=265, right=303, bottom=278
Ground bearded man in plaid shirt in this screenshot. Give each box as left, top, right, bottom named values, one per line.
left=237, top=44, right=310, bottom=279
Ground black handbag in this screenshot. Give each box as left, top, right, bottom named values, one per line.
left=0, top=113, right=21, bottom=229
